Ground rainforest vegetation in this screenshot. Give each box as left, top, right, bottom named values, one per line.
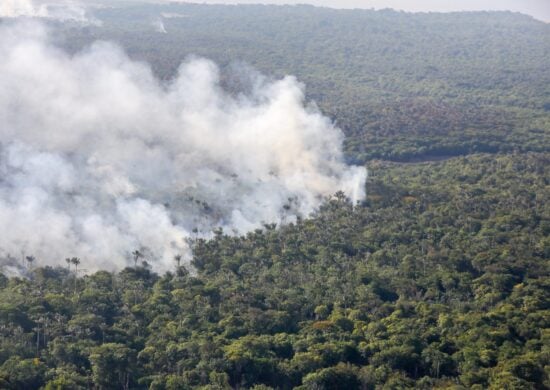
left=1, top=3, right=549, bottom=389
left=59, top=4, right=550, bottom=163
left=1, top=153, right=548, bottom=389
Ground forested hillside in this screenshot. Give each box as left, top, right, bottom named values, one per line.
left=57, top=4, right=550, bottom=163
left=0, top=3, right=549, bottom=389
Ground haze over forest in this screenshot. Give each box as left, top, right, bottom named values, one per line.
left=0, top=1, right=548, bottom=389
left=167, top=0, right=550, bottom=22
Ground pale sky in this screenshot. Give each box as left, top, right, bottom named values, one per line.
left=173, top=0, right=550, bottom=22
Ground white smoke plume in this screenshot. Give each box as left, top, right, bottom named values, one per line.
left=0, top=20, right=367, bottom=273
left=0, top=0, right=35, bottom=17
left=161, top=12, right=189, bottom=19
left=153, top=17, right=167, bottom=33
left=0, top=0, right=96, bottom=24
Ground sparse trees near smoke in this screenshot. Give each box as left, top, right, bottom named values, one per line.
left=70, top=257, right=80, bottom=273
left=25, top=256, right=35, bottom=269
left=132, top=250, right=143, bottom=268
left=174, top=254, right=182, bottom=268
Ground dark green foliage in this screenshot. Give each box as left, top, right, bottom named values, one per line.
left=0, top=357, right=46, bottom=390
left=0, top=153, right=548, bottom=389
left=56, top=4, right=550, bottom=164
left=300, top=363, right=360, bottom=390
left=89, top=343, right=136, bottom=389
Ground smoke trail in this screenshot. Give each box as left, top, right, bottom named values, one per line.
left=0, top=20, right=367, bottom=273
left=0, top=0, right=96, bottom=24
left=153, top=18, right=167, bottom=33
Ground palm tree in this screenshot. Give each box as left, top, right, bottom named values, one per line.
left=70, top=257, right=81, bottom=295
left=25, top=256, right=35, bottom=269
left=70, top=257, right=81, bottom=274
left=65, top=257, right=72, bottom=270
left=174, top=254, right=182, bottom=268
left=131, top=250, right=143, bottom=268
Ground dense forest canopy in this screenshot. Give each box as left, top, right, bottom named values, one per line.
left=56, top=3, right=550, bottom=162
left=0, top=153, right=548, bottom=389
left=0, top=3, right=549, bottom=389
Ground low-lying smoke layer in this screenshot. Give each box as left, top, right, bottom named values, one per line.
left=0, top=0, right=94, bottom=24
left=0, top=21, right=367, bottom=273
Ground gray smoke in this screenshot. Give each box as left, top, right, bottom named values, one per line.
left=0, top=20, right=367, bottom=273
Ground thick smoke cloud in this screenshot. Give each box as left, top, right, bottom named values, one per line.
left=0, top=0, right=35, bottom=17
left=0, top=20, right=366, bottom=273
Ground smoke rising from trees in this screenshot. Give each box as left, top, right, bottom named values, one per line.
left=0, top=20, right=367, bottom=273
